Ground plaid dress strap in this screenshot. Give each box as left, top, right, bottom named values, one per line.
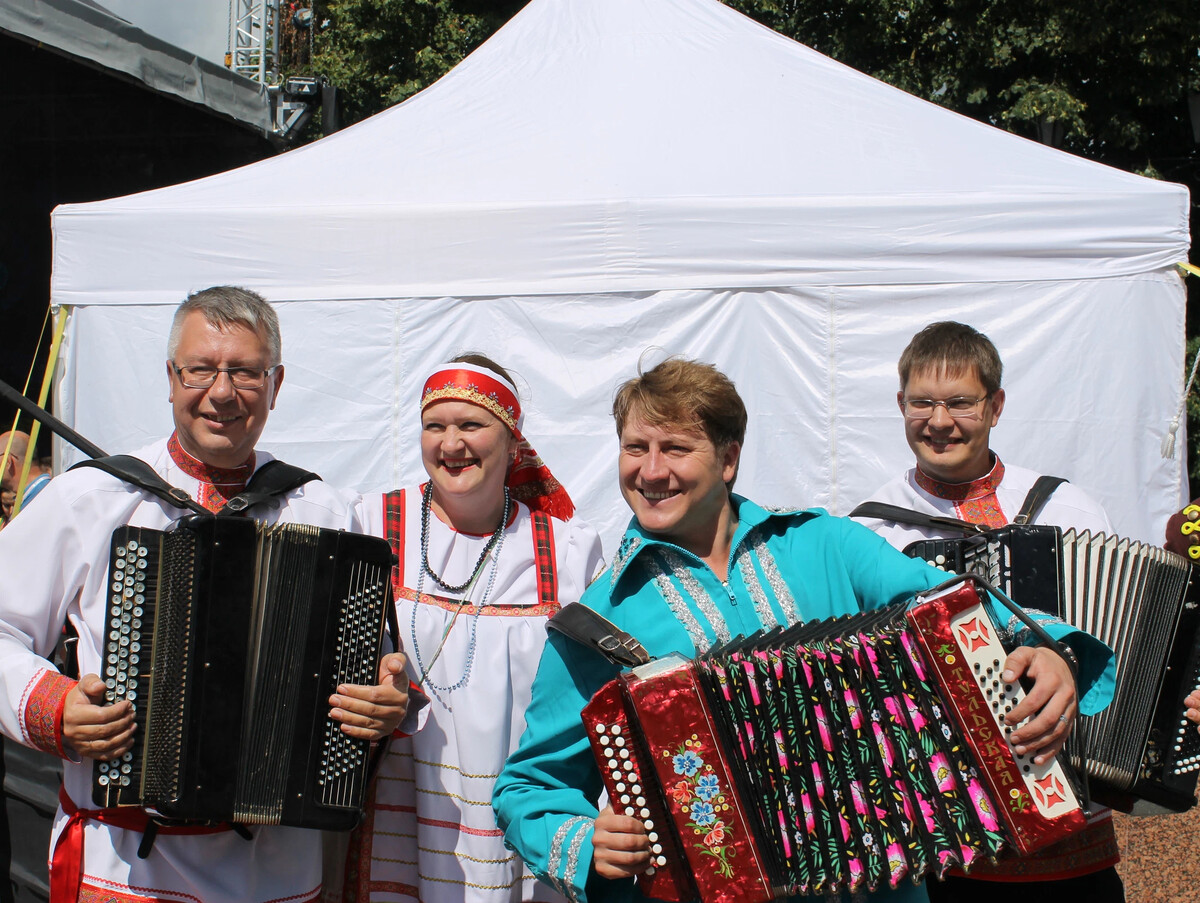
left=530, top=510, right=559, bottom=608
left=383, top=489, right=406, bottom=599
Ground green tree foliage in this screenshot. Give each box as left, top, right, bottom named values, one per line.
left=725, top=0, right=1197, bottom=179
left=309, top=0, right=528, bottom=124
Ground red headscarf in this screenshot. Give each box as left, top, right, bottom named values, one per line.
left=420, top=362, right=575, bottom=520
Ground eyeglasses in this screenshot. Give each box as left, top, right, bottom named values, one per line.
left=901, top=395, right=989, bottom=421
left=172, top=364, right=278, bottom=390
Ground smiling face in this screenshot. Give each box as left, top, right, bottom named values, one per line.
left=167, top=311, right=283, bottom=469
left=899, top=364, right=1004, bottom=484
left=618, top=417, right=740, bottom=555
left=421, top=399, right=518, bottom=527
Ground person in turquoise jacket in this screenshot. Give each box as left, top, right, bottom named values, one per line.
left=493, top=357, right=1114, bottom=903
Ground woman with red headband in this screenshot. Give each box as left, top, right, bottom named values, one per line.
left=342, top=354, right=604, bottom=903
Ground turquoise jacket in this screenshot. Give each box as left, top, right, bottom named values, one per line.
left=493, top=497, right=1115, bottom=903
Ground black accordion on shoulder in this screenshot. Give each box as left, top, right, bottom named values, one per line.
left=93, top=514, right=394, bottom=829
left=905, top=524, right=1200, bottom=814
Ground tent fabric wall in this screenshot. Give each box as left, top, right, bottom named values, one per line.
left=49, top=0, right=1190, bottom=552
left=56, top=272, right=1186, bottom=548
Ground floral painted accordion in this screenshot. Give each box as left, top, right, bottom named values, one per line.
left=92, top=515, right=394, bottom=829
left=905, top=524, right=1200, bottom=814
left=581, top=580, right=1085, bottom=903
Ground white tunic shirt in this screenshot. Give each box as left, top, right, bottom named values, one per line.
left=0, top=438, right=361, bottom=903
left=352, top=488, right=604, bottom=903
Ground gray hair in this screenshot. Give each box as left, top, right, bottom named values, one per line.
left=167, top=286, right=282, bottom=365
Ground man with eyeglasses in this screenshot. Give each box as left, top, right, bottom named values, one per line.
left=0, top=286, right=410, bottom=903
left=853, top=320, right=1120, bottom=903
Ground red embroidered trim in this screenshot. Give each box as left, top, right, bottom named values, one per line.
left=955, top=494, right=1008, bottom=529
left=395, top=587, right=560, bottom=618
left=23, top=670, right=75, bottom=756
left=167, top=432, right=253, bottom=513
left=79, top=883, right=201, bottom=903
left=915, top=456, right=1009, bottom=528
left=914, top=456, right=1005, bottom=501
left=78, top=883, right=321, bottom=903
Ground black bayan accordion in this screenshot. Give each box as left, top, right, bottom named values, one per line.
left=582, top=581, right=1085, bottom=903
left=905, top=524, right=1200, bottom=814
left=92, top=514, right=394, bottom=830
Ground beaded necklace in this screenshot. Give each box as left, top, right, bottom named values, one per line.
left=420, top=481, right=508, bottom=592
left=411, top=483, right=511, bottom=698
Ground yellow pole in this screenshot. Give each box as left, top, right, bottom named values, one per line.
left=12, top=306, right=69, bottom=516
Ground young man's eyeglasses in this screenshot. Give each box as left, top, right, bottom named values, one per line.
left=901, top=395, right=989, bottom=421
left=172, top=364, right=278, bottom=390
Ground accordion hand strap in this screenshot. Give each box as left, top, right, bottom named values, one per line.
left=548, top=605, right=650, bottom=667
left=849, top=501, right=986, bottom=535
left=943, top=572, right=1092, bottom=812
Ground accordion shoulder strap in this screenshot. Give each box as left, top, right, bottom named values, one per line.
left=69, top=455, right=208, bottom=515
left=218, top=461, right=321, bottom=514
left=1013, top=475, right=1067, bottom=526
left=547, top=605, right=650, bottom=668
left=848, top=501, right=986, bottom=535
left=68, top=456, right=320, bottom=516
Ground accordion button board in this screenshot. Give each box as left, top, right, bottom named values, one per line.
left=92, top=514, right=394, bottom=830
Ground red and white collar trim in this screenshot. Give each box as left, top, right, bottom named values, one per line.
left=167, top=432, right=255, bottom=486
left=914, top=455, right=1005, bottom=502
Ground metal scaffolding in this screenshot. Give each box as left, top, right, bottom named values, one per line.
left=227, top=0, right=279, bottom=84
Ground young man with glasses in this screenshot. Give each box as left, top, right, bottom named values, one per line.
left=853, top=320, right=1120, bottom=902
left=0, top=286, right=410, bottom=903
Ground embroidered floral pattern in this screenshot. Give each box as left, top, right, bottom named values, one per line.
left=662, top=735, right=736, bottom=878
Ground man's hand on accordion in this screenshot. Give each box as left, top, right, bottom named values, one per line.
left=592, top=805, right=652, bottom=880
left=1001, top=645, right=1076, bottom=764
left=62, top=672, right=136, bottom=761
left=327, top=651, right=410, bottom=741
left=1183, top=691, right=1200, bottom=736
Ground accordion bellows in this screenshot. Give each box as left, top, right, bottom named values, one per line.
left=582, top=581, right=1084, bottom=903
left=93, top=515, right=393, bottom=829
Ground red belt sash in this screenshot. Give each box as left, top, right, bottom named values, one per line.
left=52, top=786, right=231, bottom=903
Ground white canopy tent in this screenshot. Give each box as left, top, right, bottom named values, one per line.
left=50, top=0, right=1190, bottom=550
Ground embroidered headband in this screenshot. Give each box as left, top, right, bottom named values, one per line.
left=419, top=362, right=574, bottom=520
left=421, top=362, right=523, bottom=433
